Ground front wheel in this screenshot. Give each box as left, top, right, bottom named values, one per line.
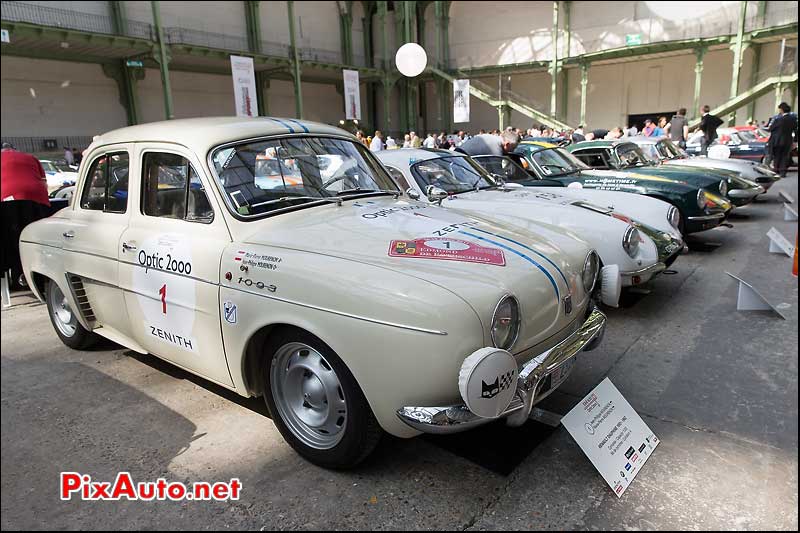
left=45, top=279, right=97, bottom=349
left=263, top=329, right=382, bottom=469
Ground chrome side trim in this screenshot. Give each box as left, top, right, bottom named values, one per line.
left=396, top=309, right=606, bottom=434
left=727, top=188, right=761, bottom=198
left=687, top=212, right=726, bottom=221
left=620, top=262, right=666, bottom=277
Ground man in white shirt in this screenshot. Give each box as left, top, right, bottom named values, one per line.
left=423, top=134, right=436, bottom=148
left=369, top=131, right=384, bottom=152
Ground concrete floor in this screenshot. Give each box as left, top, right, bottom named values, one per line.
left=2, top=173, right=797, bottom=530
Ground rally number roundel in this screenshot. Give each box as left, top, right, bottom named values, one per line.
left=458, top=347, right=518, bottom=419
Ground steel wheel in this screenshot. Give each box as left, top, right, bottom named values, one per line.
left=48, top=282, right=77, bottom=338
left=270, top=342, right=348, bottom=450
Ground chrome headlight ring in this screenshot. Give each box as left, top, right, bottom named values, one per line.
left=622, top=226, right=641, bottom=258
left=491, top=295, right=521, bottom=351
left=718, top=179, right=728, bottom=197
left=582, top=251, right=600, bottom=293
left=667, top=206, right=681, bottom=229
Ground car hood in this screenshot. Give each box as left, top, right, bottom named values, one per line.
left=238, top=196, right=593, bottom=350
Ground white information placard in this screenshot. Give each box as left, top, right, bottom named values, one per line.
left=342, top=69, right=361, bottom=120
left=1, top=29, right=9, bottom=43
left=561, top=378, right=659, bottom=498
left=453, top=79, right=470, bottom=123
left=230, top=55, right=258, bottom=117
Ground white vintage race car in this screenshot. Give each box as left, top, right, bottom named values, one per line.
left=19, top=117, right=607, bottom=469
left=40, top=159, right=79, bottom=193
left=377, top=149, right=684, bottom=306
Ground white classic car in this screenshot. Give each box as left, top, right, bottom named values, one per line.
left=377, top=149, right=684, bottom=307
left=19, top=117, right=607, bottom=468
left=40, top=159, right=79, bottom=193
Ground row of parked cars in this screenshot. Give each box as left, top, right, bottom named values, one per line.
left=18, top=118, right=781, bottom=468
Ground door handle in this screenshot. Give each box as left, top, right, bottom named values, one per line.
left=122, top=241, right=137, bottom=252
left=62, top=231, right=75, bottom=239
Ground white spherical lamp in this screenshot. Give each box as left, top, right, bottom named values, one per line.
left=395, top=43, right=428, bottom=77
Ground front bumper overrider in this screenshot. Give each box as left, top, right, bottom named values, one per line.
left=396, top=309, right=607, bottom=434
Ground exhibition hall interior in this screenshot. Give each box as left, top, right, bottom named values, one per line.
left=1, top=1, right=797, bottom=530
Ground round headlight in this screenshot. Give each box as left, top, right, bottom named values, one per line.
left=719, top=180, right=728, bottom=197
left=491, top=296, right=520, bottom=350
left=667, top=206, right=681, bottom=229
left=697, top=189, right=707, bottom=209
left=622, top=226, right=641, bottom=258
left=582, top=251, right=600, bottom=293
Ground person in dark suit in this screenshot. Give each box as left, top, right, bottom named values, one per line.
left=768, top=102, right=798, bottom=177
left=698, top=104, right=723, bottom=155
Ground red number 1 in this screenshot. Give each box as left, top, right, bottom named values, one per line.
left=159, top=284, right=167, bottom=314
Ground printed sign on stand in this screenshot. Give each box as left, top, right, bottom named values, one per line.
left=230, top=55, right=258, bottom=117
left=561, top=378, right=659, bottom=498
left=453, top=79, right=470, bottom=123
left=343, top=69, right=361, bottom=120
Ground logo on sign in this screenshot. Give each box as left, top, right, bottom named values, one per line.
left=223, top=301, right=237, bottom=324
left=388, top=238, right=506, bottom=266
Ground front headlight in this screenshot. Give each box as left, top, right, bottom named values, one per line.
left=719, top=180, right=728, bottom=197
left=491, top=295, right=520, bottom=350
left=667, top=206, right=681, bottom=229
left=582, top=251, right=600, bottom=293
left=622, top=226, right=641, bottom=258
left=697, top=189, right=707, bottom=209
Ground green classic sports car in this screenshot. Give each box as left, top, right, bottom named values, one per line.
left=513, top=142, right=731, bottom=235
left=566, top=139, right=764, bottom=207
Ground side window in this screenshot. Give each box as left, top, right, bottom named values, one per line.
left=573, top=151, right=608, bottom=169
left=80, top=152, right=129, bottom=213
left=385, top=166, right=411, bottom=190
left=142, top=152, right=213, bottom=223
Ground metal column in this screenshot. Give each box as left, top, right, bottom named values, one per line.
left=550, top=0, right=559, bottom=117
left=151, top=1, right=174, bottom=120
left=287, top=0, right=303, bottom=119
left=579, top=62, right=589, bottom=126
left=692, top=47, right=707, bottom=120
left=728, top=0, right=748, bottom=124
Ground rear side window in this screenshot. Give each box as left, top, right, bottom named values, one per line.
left=80, top=152, right=129, bottom=213
left=142, top=152, right=213, bottom=223
left=572, top=150, right=608, bottom=169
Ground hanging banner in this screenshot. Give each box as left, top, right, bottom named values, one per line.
left=453, top=79, right=470, bottom=123
left=230, top=55, right=258, bottom=117
left=343, top=69, right=361, bottom=120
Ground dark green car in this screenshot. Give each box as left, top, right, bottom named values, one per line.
left=513, top=142, right=730, bottom=235
left=566, top=139, right=764, bottom=207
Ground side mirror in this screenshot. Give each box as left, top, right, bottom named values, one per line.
left=425, top=185, right=448, bottom=205
left=406, top=187, right=421, bottom=200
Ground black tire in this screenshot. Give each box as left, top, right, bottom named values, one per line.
left=45, top=279, right=97, bottom=350
left=263, top=328, right=382, bottom=469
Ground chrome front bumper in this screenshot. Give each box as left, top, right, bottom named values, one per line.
left=687, top=212, right=726, bottom=222
left=620, top=262, right=667, bottom=286
left=396, top=309, right=607, bottom=434
left=728, top=186, right=764, bottom=199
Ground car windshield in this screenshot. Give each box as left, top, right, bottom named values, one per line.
left=614, top=144, right=655, bottom=167
left=638, top=143, right=662, bottom=161
left=210, top=136, right=398, bottom=218
left=410, top=156, right=495, bottom=194
left=530, top=147, right=588, bottom=176
left=473, top=156, right=531, bottom=182
left=41, top=161, right=59, bottom=173
left=737, top=130, right=758, bottom=143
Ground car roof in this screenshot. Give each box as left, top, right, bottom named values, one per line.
left=625, top=136, right=667, bottom=145
left=87, top=116, right=354, bottom=156
left=569, top=139, right=631, bottom=149
left=375, top=148, right=464, bottom=167
left=517, top=140, right=557, bottom=152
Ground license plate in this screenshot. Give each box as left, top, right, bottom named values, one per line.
left=550, top=357, right=576, bottom=387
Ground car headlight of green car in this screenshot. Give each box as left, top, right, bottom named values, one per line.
left=697, top=189, right=707, bottom=209
left=491, top=295, right=521, bottom=350
left=622, top=226, right=641, bottom=258
left=718, top=180, right=728, bottom=197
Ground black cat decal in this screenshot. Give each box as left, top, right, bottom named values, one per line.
left=481, top=378, right=500, bottom=399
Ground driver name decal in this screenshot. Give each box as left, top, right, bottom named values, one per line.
left=388, top=238, right=506, bottom=266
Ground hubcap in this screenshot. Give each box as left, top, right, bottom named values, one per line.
left=270, top=342, right=347, bottom=450
left=48, top=283, right=77, bottom=337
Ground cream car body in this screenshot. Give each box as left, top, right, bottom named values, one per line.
left=377, top=149, right=672, bottom=297
left=19, top=117, right=606, bottom=468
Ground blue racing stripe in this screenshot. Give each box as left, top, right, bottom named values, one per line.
left=471, top=227, right=569, bottom=286
left=459, top=230, right=559, bottom=299
left=268, top=118, right=296, bottom=133
left=286, top=119, right=310, bottom=133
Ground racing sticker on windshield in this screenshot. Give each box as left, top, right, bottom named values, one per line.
left=388, top=238, right=506, bottom=266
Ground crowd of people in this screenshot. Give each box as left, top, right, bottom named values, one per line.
left=353, top=101, right=797, bottom=177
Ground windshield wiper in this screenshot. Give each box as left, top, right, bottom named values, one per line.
left=251, top=195, right=343, bottom=208
left=335, top=188, right=399, bottom=198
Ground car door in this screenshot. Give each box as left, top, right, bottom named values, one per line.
left=117, top=145, right=234, bottom=387
left=61, top=147, right=133, bottom=337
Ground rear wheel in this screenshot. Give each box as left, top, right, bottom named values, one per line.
left=45, top=279, right=96, bottom=350
left=263, top=328, right=382, bottom=469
